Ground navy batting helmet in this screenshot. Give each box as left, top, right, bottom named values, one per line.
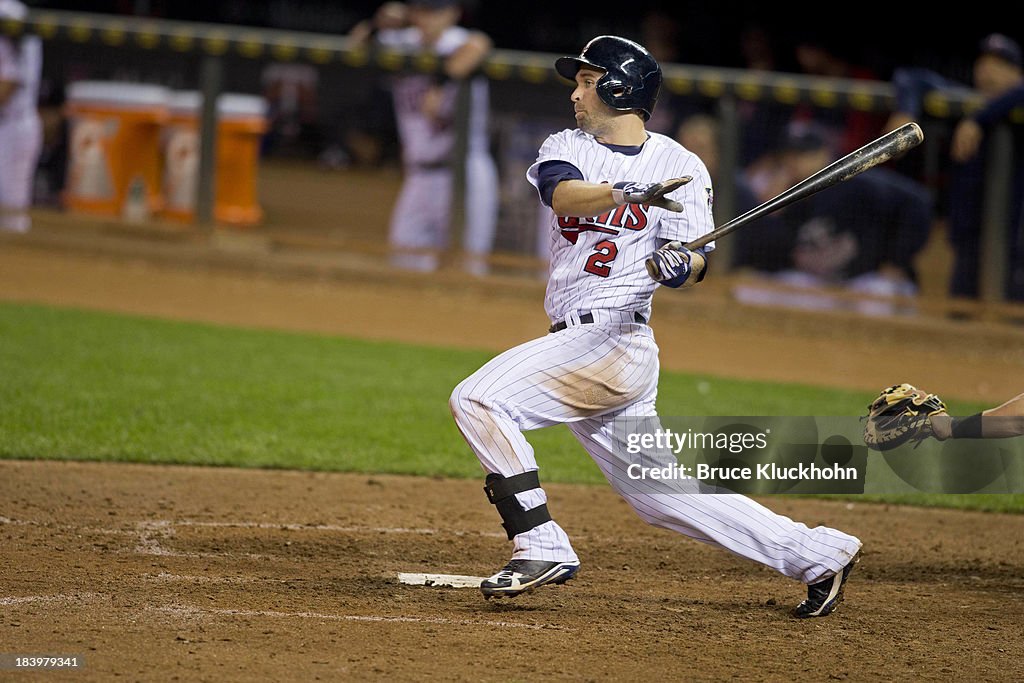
left=555, top=35, right=662, bottom=121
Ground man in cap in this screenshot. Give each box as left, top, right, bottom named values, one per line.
left=885, top=32, right=1024, bottom=302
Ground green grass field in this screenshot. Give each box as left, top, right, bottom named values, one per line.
left=1, top=301, right=1020, bottom=513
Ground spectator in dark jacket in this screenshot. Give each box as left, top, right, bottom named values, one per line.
left=885, top=32, right=1024, bottom=302
left=732, top=125, right=934, bottom=315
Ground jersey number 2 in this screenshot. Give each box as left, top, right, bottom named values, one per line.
left=584, top=240, right=618, bottom=277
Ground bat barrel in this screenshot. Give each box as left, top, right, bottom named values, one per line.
left=684, top=122, right=924, bottom=250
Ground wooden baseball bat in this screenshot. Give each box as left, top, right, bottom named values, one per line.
left=683, top=122, right=924, bottom=250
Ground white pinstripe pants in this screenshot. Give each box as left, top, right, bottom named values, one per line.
left=449, top=317, right=862, bottom=583
left=388, top=153, right=499, bottom=271
left=0, top=115, right=42, bottom=233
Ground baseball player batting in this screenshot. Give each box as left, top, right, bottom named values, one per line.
left=449, top=35, right=861, bottom=618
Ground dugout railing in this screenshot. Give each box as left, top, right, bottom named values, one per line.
left=5, top=8, right=1023, bottom=317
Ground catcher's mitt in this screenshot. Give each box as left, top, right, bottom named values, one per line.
left=862, top=383, right=948, bottom=451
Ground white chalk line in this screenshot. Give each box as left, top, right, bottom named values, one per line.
left=128, top=520, right=504, bottom=560
left=158, top=520, right=505, bottom=538
left=0, top=516, right=40, bottom=526
left=142, top=572, right=265, bottom=584
left=1, top=516, right=502, bottom=538
left=150, top=604, right=552, bottom=630
left=0, top=595, right=559, bottom=631
left=0, top=592, right=102, bottom=607
left=1, top=516, right=504, bottom=561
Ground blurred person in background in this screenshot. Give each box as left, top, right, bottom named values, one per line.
left=260, top=61, right=322, bottom=159
left=30, top=76, right=67, bottom=209
left=638, top=9, right=710, bottom=138
left=732, top=124, right=933, bottom=316
left=734, top=24, right=795, bottom=169
left=885, top=32, right=1024, bottom=302
left=348, top=0, right=499, bottom=275
left=0, top=0, right=43, bottom=233
left=675, top=111, right=789, bottom=274
left=789, top=37, right=889, bottom=156
left=674, top=114, right=722, bottom=181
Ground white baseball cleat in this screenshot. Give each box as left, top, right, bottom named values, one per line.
left=480, top=559, right=580, bottom=599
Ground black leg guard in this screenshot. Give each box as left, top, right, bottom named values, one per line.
left=483, top=471, right=552, bottom=540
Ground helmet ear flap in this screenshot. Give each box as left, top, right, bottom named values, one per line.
left=605, top=80, right=629, bottom=98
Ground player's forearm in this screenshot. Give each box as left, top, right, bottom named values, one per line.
left=942, top=414, right=1024, bottom=439
left=933, top=393, right=1024, bottom=440
left=979, top=391, right=1024, bottom=437
left=985, top=391, right=1024, bottom=416
left=347, top=2, right=408, bottom=43
left=550, top=180, right=618, bottom=217
left=347, top=20, right=375, bottom=44
left=444, top=33, right=492, bottom=80
left=979, top=416, right=1024, bottom=438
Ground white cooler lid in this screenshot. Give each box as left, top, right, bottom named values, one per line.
left=169, top=91, right=268, bottom=119
left=66, top=81, right=171, bottom=108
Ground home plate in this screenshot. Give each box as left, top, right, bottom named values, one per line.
left=397, top=573, right=485, bottom=588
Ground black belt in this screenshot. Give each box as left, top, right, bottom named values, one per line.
left=549, top=311, right=647, bottom=333
left=408, top=160, right=450, bottom=171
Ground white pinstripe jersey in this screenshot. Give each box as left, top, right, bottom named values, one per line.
left=376, top=26, right=490, bottom=166
left=0, top=33, right=41, bottom=119
left=527, top=129, right=716, bottom=323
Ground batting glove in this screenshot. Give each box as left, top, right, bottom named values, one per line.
left=646, top=241, right=705, bottom=288
left=611, top=177, right=692, bottom=212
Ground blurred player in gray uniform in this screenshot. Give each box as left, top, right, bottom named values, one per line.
left=449, top=35, right=862, bottom=618
left=0, top=0, right=42, bottom=233
left=350, top=0, right=498, bottom=274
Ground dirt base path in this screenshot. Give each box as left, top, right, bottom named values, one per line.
left=2, top=200, right=1024, bottom=680
left=1, top=460, right=1022, bottom=682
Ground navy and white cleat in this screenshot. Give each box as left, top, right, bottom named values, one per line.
left=792, top=553, right=860, bottom=618
left=480, top=559, right=580, bottom=599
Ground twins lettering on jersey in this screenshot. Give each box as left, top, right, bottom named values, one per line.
left=556, top=203, right=654, bottom=278
left=556, top=183, right=660, bottom=278
left=557, top=203, right=650, bottom=244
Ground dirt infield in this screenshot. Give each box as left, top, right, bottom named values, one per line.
left=1, top=249, right=1023, bottom=682
left=2, top=177, right=1024, bottom=680
left=2, top=460, right=1023, bottom=682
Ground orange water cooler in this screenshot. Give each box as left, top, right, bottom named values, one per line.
left=63, top=81, right=170, bottom=220
left=162, top=91, right=268, bottom=226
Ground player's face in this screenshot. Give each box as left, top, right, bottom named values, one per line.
left=571, top=68, right=615, bottom=136
left=973, top=54, right=1022, bottom=99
